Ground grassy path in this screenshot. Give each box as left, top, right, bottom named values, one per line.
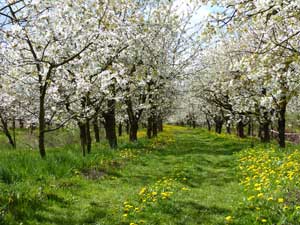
left=12, top=126, right=252, bottom=225
left=145, top=127, right=250, bottom=225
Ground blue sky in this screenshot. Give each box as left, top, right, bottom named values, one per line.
left=173, top=1, right=223, bottom=25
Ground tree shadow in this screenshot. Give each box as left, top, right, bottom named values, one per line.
left=159, top=200, right=232, bottom=225
left=34, top=202, right=108, bottom=225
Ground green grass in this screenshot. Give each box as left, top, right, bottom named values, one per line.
left=0, top=126, right=255, bottom=225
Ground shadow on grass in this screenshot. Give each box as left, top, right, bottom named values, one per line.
left=34, top=200, right=109, bottom=225
left=135, top=129, right=250, bottom=189
left=155, top=136, right=251, bottom=158
left=157, top=200, right=231, bottom=225
left=1, top=127, right=251, bottom=225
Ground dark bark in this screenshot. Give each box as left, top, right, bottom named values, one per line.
left=250, top=120, right=254, bottom=136
left=12, top=117, right=16, bottom=148
left=37, top=67, right=54, bottom=158
left=247, top=121, right=252, bottom=136
left=278, top=107, right=286, bottom=148
left=147, top=116, right=153, bottom=139
left=30, top=124, right=35, bottom=134
left=93, top=118, right=100, bottom=143
left=126, top=120, right=129, bottom=134
left=126, top=98, right=143, bottom=142
left=78, top=122, right=87, bottom=156
left=192, top=120, right=196, bottom=128
left=258, top=124, right=262, bottom=139
left=118, top=123, right=122, bottom=137
left=214, top=116, right=223, bottom=134
left=152, top=115, right=158, bottom=137
left=38, top=92, right=46, bottom=158
left=226, top=124, right=231, bottom=134
left=158, top=117, right=163, bottom=132
left=129, top=121, right=139, bottom=141
left=206, top=116, right=211, bottom=131
left=236, top=121, right=245, bottom=138
left=125, top=65, right=143, bottom=142
left=215, top=122, right=222, bottom=134
left=214, top=115, right=223, bottom=134
left=19, top=119, right=24, bottom=129
left=187, top=117, right=192, bottom=127
left=0, top=115, right=15, bottom=148
left=86, top=120, right=91, bottom=154
left=261, top=122, right=270, bottom=142
left=103, top=99, right=117, bottom=148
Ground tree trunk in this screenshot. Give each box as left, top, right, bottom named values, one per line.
left=258, top=124, right=262, bottom=139
left=226, top=124, right=231, bottom=134
left=215, top=123, right=222, bottom=134
left=147, top=116, right=153, bottom=139
left=0, top=114, right=15, bottom=148
left=126, top=120, right=129, bottom=134
left=158, top=117, right=163, bottom=132
left=192, top=120, right=196, bottom=128
left=118, top=123, right=122, bottom=137
left=129, top=120, right=138, bottom=141
left=39, top=93, right=46, bottom=158
left=206, top=116, right=211, bottom=131
left=126, top=98, right=143, bottom=142
left=278, top=107, right=286, bottom=148
left=215, top=120, right=223, bottom=134
left=247, top=122, right=252, bottom=136
left=93, top=118, right=100, bottom=143
left=12, top=117, right=16, bottom=148
left=19, top=119, right=24, bottom=129
left=261, top=122, right=270, bottom=143
left=86, top=120, right=91, bottom=154
left=152, top=116, right=158, bottom=137
left=236, top=121, right=245, bottom=138
left=78, top=122, right=87, bottom=156
left=214, top=115, right=223, bottom=134
left=103, top=99, right=118, bottom=148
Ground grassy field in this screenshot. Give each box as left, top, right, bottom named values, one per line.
left=0, top=126, right=263, bottom=225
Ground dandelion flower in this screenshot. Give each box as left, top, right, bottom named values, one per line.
left=225, top=216, right=232, bottom=222
left=278, top=198, right=284, bottom=203
left=257, top=193, right=263, bottom=198
left=247, top=196, right=255, bottom=201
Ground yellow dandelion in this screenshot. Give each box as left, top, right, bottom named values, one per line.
left=257, top=193, right=263, bottom=198
left=255, top=187, right=262, bottom=191
left=247, top=196, right=255, bottom=201
left=278, top=198, right=284, bottom=203
left=139, top=188, right=146, bottom=195
left=225, top=216, right=232, bottom=222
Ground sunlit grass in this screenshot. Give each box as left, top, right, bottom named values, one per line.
left=234, top=146, right=300, bottom=224
left=0, top=125, right=255, bottom=225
